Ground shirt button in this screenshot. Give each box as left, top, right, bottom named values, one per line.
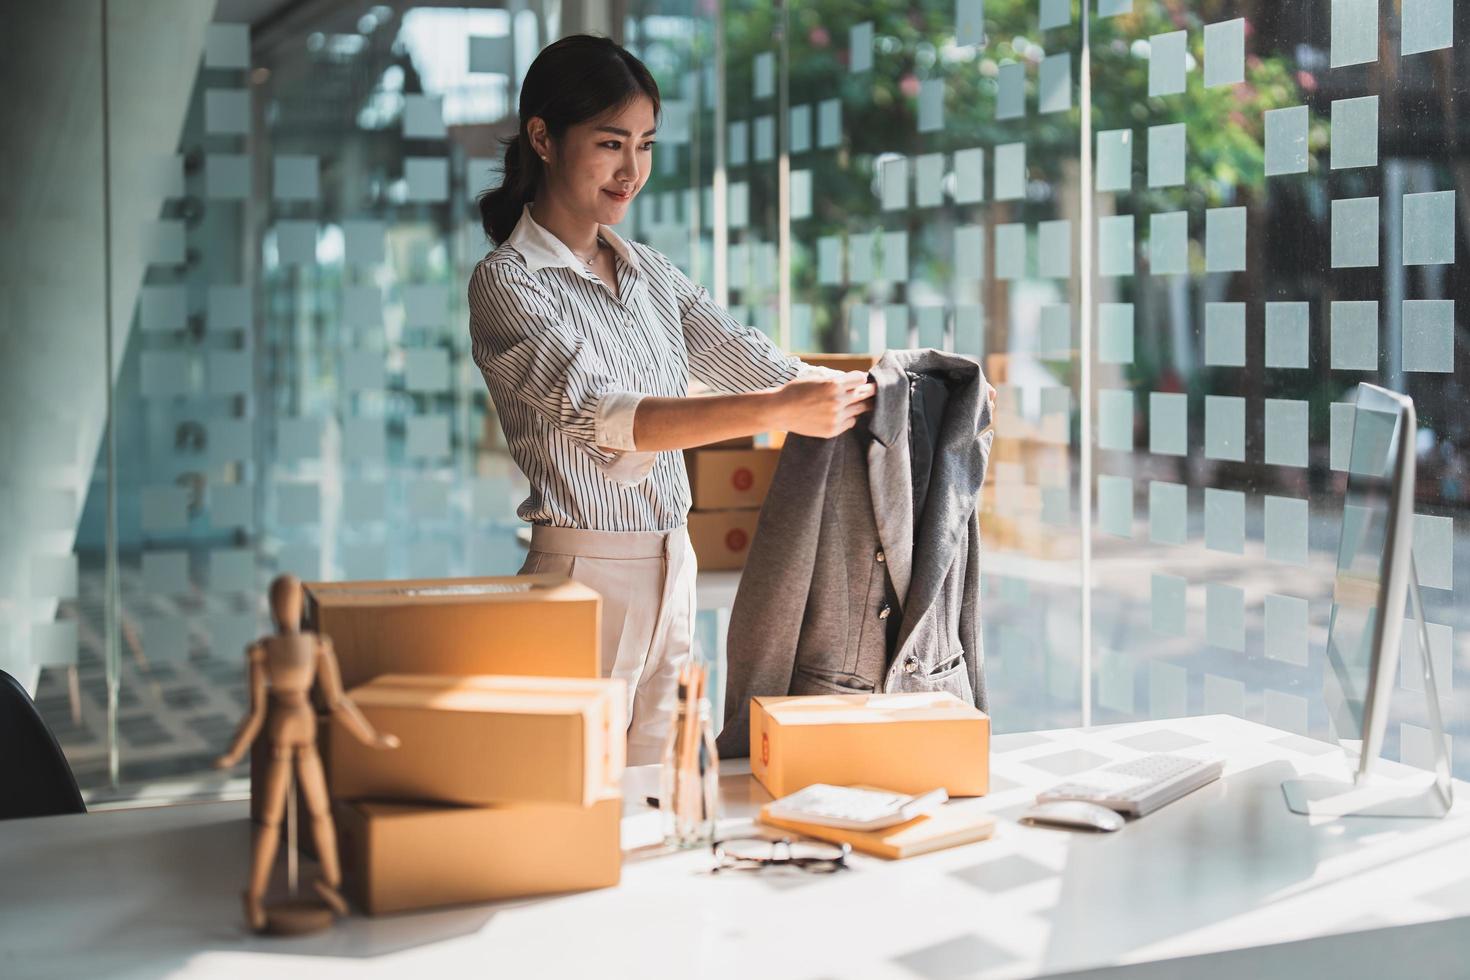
left=876, top=550, right=886, bottom=564
left=878, top=604, right=891, bottom=621
left=903, top=656, right=919, bottom=674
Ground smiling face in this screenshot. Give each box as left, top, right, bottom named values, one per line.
left=529, top=95, right=657, bottom=228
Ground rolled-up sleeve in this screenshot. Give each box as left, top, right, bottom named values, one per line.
left=468, top=260, right=654, bottom=479
left=655, top=253, right=803, bottom=394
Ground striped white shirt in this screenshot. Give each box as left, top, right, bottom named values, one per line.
left=468, top=204, right=805, bottom=531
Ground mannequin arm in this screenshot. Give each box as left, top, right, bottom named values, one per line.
left=215, top=645, right=267, bottom=768
left=317, top=638, right=399, bottom=750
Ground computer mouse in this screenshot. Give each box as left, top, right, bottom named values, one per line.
left=1020, top=800, right=1125, bottom=832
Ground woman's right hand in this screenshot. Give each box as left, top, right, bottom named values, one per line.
left=775, top=371, right=876, bottom=438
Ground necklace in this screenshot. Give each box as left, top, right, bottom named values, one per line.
left=575, top=235, right=608, bottom=271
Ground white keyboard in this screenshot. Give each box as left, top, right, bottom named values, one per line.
left=1037, top=753, right=1224, bottom=817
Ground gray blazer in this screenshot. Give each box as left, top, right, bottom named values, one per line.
left=717, top=349, right=994, bottom=757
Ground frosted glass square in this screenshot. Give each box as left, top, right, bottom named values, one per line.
left=850, top=22, right=874, bottom=72
left=1265, top=594, right=1309, bottom=666
left=1097, top=129, right=1133, bottom=192
left=917, top=307, right=945, bottom=349
left=1205, top=207, right=1246, bottom=272
left=1204, top=303, right=1245, bottom=366
left=1264, top=399, right=1308, bottom=467
left=791, top=169, right=813, bottom=220
left=818, top=99, right=841, bottom=148
left=729, top=182, right=749, bottom=229
left=1413, top=514, right=1454, bottom=589
left=1204, top=395, right=1245, bottom=461
left=1264, top=106, right=1309, bottom=176
left=919, top=80, right=945, bottom=132
left=1041, top=486, right=1069, bottom=527
left=408, top=478, right=450, bottom=519
left=1038, top=220, right=1070, bottom=279
left=954, top=148, right=985, bottom=203
left=209, top=484, right=252, bottom=528
left=1264, top=494, right=1309, bottom=565
left=1097, top=389, right=1134, bottom=451
left=208, top=418, right=251, bottom=464
left=727, top=121, right=748, bottom=167
left=1331, top=0, right=1378, bottom=67
left=1150, top=392, right=1187, bottom=455
left=956, top=0, right=984, bottom=46
left=754, top=115, right=774, bottom=162
left=31, top=555, right=78, bottom=600
left=405, top=348, right=451, bottom=392
left=208, top=285, right=251, bottom=332
left=1204, top=487, right=1244, bottom=554
left=954, top=305, right=984, bottom=356
left=1331, top=96, right=1378, bottom=169
left=1204, top=18, right=1245, bottom=87
left=994, top=143, right=1026, bottom=201
left=142, top=550, right=189, bottom=594
left=955, top=225, right=984, bottom=281
left=1265, top=302, right=1310, bottom=368
left=206, top=154, right=250, bottom=199
left=1038, top=53, right=1071, bottom=114
left=344, top=480, right=387, bottom=523
left=1099, top=303, right=1134, bottom=363
left=1151, top=661, right=1188, bottom=718
left=754, top=52, right=775, bottom=99
left=1098, top=647, right=1136, bottom=714
left=1203, top=674, right=1246, bottom=717
left=344, top=286, right=382, bottom=329
left=1330, top=301, right=1378, bottom=370
left=209, top=548, right=255, bottom=593
left=1149, top=31, right=1187, bottom=97
left=1329, top=402, right=1355, bottom=471
left=884, top=305, right=910, bottom=349
left=1148, top=123, right=1185, bottom=188
left=274, top=155, right=318, bottom=202
left=1040, top=0, right=1071, bottom=29
left=1151, top=574, right=1186, bottom=636
left=997, top=62, right=1025, bottom=120
left=277, top=546, right=321, bottom=581
left=1331, top=196, right=1379, bottom=267
left=140, top=285, right=186, bottom=332
left=1150, top=211, right=1187, bottom=275
left=145, top=220, right=185, bottom=265
left=1039, top=305, right=1071, bottom=354
left=403, top=94, right=445, bottom=138
left=791, top=305, right=814, bottom=351
left=1099, top=215, right=1135, bottom=277
left=205, top=613, right=258, bottom=657
left=1149, top=481, right=1187, bottom=545
left=277, top=416, right=322, bottom=462
left=277, top=483, right=319, bottom=525
left=848, top=305, right=873, bottom=351
left=1403, top=190, right=1455, bottom=265
left=881, top=157, right=908, bottom=211
left=141, top=485, right=189, bottom=532
left=1265, top=690, right=1309, bottom=735
left=467, top=35, right=511, bottom=72
left=882, top=231, right=908, bottom=282
left=818, top=236, right=843, bottom=284
left=205, top=22, right=250, bottom=68
left=1099, top=0, right=1132, bottom=15
left=1400, top=621, right=1453, bottom=694
left=1206, top=584, right=1245, bottom=652
left=275, top=220, right=316, bottom=265
left=408, top=415, right=451, bottom=460
left=1402, top=300, right=1454, bottom=373
left=848, top=233, right=874, bottom=282
left=345, top=350, right=385, bottom=391
left=405, top=157, right=448, bottom=202
left=789, top=104, right=812, bottom=154
left=32, top=621, right=79, bottom=668
left=994, top=223, right=1027, bottom=280
left=915, top=154, right=944, bottom=207
left=205, top=88, right=248, bottom=135
left=404, top=284, right=448, bottom=328
left=1098, top=475, right=1133, bottom=538
left=1402, top=0, right=1453, bottom=55
left=142, top=352, right=194, bottom=397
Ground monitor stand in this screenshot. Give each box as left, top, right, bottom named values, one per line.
left=1283, top=562, right=1454, bottom=819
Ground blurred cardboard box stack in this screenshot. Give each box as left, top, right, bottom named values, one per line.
left=685, top=354, right=879, bottom=571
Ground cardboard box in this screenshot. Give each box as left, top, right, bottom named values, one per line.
left=336, top=794, right=622, bottom=915
left=684, top=448, right=781, bottom=510
left=303, top=574, right=601, bottom=690
left=795, top=352, right=880, bottom=374
left=687, top=509, right=760, bottom=571
left=749, top=692, right=990, bottom=798
left=330, top=674, right=626, bottom=808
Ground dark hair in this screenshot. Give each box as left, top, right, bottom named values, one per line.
left=478, top=35, right=661, bottom=244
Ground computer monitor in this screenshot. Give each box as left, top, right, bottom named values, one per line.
left=1281, top=383, right=1452, bottom=818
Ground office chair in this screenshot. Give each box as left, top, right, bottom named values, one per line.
left=0, top=669, right=86, bottom=819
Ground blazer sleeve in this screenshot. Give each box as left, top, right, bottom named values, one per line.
left=650, top=250, right=803, bottom=394
left=468, top=259, right=656, bottom=480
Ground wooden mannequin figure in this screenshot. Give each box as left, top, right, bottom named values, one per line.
left=215, top=573, right=399, bottom=934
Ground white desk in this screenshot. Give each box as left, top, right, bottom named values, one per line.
left=5, top=715, right=1470, bottom=980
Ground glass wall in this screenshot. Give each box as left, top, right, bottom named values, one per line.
left=7, top=0, right=1466, bottom=799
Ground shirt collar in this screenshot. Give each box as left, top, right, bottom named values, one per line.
left=504, top=203, right=640, bottom=277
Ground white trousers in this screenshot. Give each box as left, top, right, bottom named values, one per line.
left=518, top=524, right=697, bottom=766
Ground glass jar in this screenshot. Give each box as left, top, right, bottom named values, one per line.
left=658, top=698, right=720, bottom=848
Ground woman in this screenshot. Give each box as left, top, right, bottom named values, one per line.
left=468, top=34, right=874, bottom=764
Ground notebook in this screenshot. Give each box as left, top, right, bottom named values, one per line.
left=758, top=799, right=997, bottom=860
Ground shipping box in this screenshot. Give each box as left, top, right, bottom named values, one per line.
left=330, top=674, right=626, bottom=808
left=687, top=509, right=760, bottom=571
left=749, top=692, right=989, bottom=798
left=303, top=574, right=600, bottom=690
left=684, top=448, right=780, bottom=510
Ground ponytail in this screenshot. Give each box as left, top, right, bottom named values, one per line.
left=475, top=34, right=661, bottom=246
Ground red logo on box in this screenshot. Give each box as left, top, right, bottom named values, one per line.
left=725, top=528, right=748, bottom=552
left=761, top=732, right=770, bottom=767
left=732, top=467, right=754, bottom=491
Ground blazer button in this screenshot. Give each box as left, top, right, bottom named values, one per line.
left=903, top=656, right=919, bottom=674
left=876, top=550, right=886, bottom=564
left=878, top=604, right=891, bottom=620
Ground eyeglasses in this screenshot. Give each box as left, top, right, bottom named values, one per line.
left=711, top=835, right=851, bottom=874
